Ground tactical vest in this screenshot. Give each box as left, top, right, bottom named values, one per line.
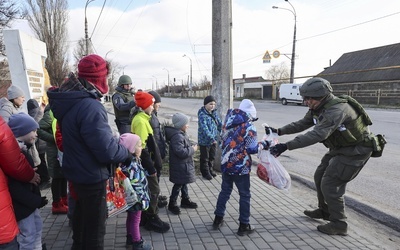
left=112, top=90, right=135, bottom=121
left=316, top=95, right=372, bottom=148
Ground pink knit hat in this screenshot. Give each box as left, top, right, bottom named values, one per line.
left=119, top=133, right=141, bottom=154
left=78, top=54, right=109, bottom=94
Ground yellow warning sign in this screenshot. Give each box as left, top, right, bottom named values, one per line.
left=262, top=50, right=271, bottom=63
left=262, top=50, right=271, bottom=60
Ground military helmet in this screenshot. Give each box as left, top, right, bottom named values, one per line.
left=299, top=77, right=333, bottom=97
left=118, top=75, right=132, bottom=86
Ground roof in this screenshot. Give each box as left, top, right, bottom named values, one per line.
left=318, top=43, right=400, bottom=84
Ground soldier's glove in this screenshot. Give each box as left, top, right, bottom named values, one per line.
left=270, top=143, right=287, bottom=157
left=260, top=140, right=270, bottom=150
left=265, top=126, right=279, bottom=135
left=39, top=197, right=48, bottom=208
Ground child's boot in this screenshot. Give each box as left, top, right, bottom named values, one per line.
left=181, top=197, right=198, bottom=209
left=168, top=199, right=181, bottom=215
left=52, top=201, right=68, bottom=214
left=132, top=237, right=153, bottom=250
left=61, top=196, right=68, bottom=206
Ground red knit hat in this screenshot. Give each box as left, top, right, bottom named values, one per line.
left=78, top=54, right=109, bottom=94
left=135, top=91, right=155, bottom=110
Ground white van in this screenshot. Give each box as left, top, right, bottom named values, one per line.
left=279, top=83, right=304, bottom=105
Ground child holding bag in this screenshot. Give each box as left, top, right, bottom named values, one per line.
left=119, top=133, right=152, bottom=250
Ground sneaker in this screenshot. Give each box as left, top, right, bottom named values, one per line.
left=132, top=237, right=153, bottom=250
left=52, top=201, right=68, bottom=214
left=304, top=209, right=330, bottom=220
left=180, top=198, right=198, bottom=209
left=317, top=221, right=348, bottom=236
left=144, top=215, right=170, bottom=233
left=237, top=223, right=255, bottom=236
left=157, top=198, right=168, bottom=208
left=213, top=215, right=224, bottom=230
left=168, top=202, right=181, bottom=215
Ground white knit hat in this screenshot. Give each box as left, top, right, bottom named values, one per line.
left=239, top=99, right=257, bottom=119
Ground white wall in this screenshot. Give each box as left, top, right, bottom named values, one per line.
left=3, top=29, right=47, bottom=110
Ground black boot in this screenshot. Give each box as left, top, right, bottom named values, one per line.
left=200, top=164, right=213, bottom=180
left=304, top=208, right=330, bottom=220
left=181, top=197, right=198, bottom=209
left=237, top=223, right=255, bottom=236
left=168, top=200, right=181, bottom=215
left=209, top=167, right=217, bottom=177
left=213, top=215, right=224, bottom=230
left=157, top=197, right=168, bottom=208
left=144, top=214, right=170, bottom=233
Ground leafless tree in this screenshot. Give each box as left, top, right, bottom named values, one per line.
left=265, top=62, right=290, bottom=87
left=72, top=37, right=94, bottom=71
left=23, top=0, right=69, bottom=86
left=0, top=0, right=21, bottom=55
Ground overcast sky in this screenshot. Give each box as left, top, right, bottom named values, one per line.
left=12, top=0, right=400, bottom=90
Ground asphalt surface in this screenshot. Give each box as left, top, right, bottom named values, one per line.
left=38, top=100, right=400, bottom=249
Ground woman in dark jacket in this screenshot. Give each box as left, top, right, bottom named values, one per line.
left=164, top=113, right=198, bottom=215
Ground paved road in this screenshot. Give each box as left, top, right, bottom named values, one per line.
left=157, top=97, right=400, bottom=230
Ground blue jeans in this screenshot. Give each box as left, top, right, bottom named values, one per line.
left=170, top=184, right=189, bottom=201
left=214, top=173, right=251, bottom=224
left=17, top=209, right=42, bottom=250
left=0, top=237, right=18, bottom=250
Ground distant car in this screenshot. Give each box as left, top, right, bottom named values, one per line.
left=279, top=83, right=304, bottom=105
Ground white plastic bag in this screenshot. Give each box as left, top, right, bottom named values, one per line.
left=257, top=125, right=291, bottom=190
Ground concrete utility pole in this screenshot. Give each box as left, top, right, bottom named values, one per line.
left=212, top=0, right=233, bottom=120
left=85, top=0, right=95, bottom=55
left=212, top=0, right=232, bottom=170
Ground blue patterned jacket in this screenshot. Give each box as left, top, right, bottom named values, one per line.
left=220, top=108, right=258, bottom=175
left=197, top=106, right=222, bottom=146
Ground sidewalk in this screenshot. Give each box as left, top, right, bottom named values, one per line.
left=40, top=175, right=381, bottom=250
left=38, top=101, right=384, bottom=249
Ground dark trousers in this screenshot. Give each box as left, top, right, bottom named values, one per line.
left=199, top=144, right=216, bottom=174
left=170, top=184, right=189, bottom=202
left=314, top=146, right=372, bottom=222
left=51, top=178, right=67, bottom=202
left=144, top=175, right=160, bottom=216
left=37, top=153, right=50, bottom=182
left=71, top=181, right=107, bottom=250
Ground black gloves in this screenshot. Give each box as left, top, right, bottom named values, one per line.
left=260, top=140, right=270, bottom=150
left=270, top=143, right=288, bottom=157
left=265, top=126, right=279, bottom=135
left=123, top=154, right=133, bottom=166
left=39, top=197, right=48, bottom=208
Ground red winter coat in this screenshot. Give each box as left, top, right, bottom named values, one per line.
left=0, top=116, right=35, bottom=244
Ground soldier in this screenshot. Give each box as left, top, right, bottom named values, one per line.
left=268, top=77, right=376, bottom=236
left=112, top=75, right=136, bottom=134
